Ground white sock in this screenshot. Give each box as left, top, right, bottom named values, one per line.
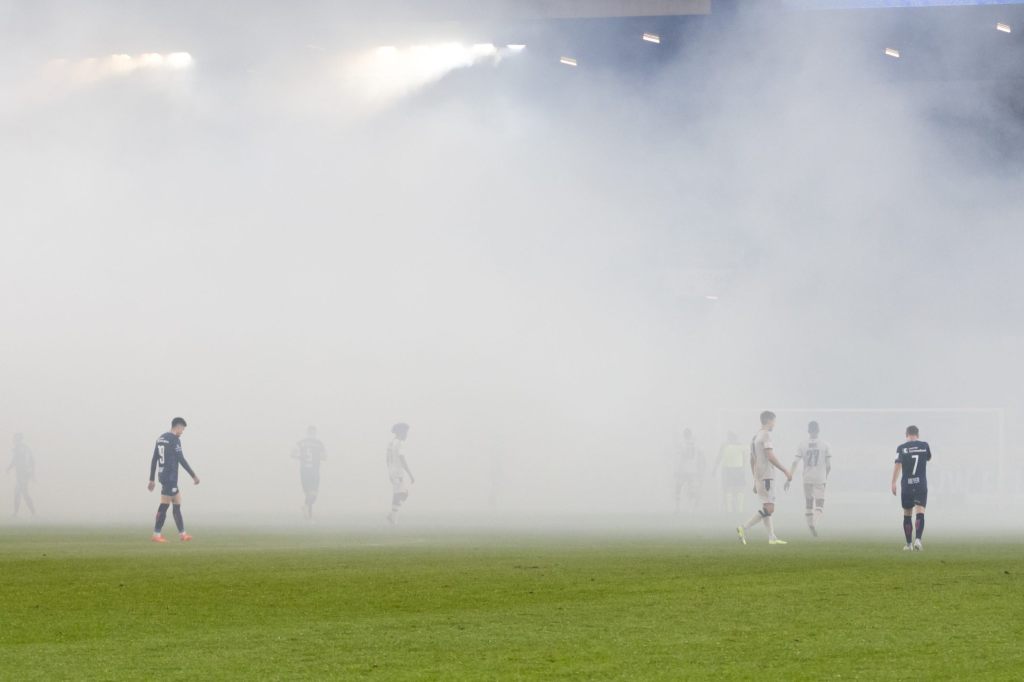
left=814, top=507, right=823, bottom=524
left=805, top=512, right=815, bottom=529
left=764, top=515, right=775, bottom=538
left=744, top=512, right=763, bottom=530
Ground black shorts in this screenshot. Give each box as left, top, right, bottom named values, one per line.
left=160, top=481, right=181, bottom=497
left=901, top=484, right=927, bottom=509
left=301, top=469, right=320, bottom=494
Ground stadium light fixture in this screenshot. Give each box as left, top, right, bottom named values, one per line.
left=47, top=50, right=195, bottom=85
left=345, top=42, right=520, bottom=104
left=642, top=33, right=661, bottom=44
left=884, top=47, right=900, bottom=59
left=996, top=22, right=1012, bottom=34
left=705, top=295, right=720, bottom=301
left=560, top=56, right=578, bottom=67
left=507, top=44, right=526, bottom=53
left=472, top=43, right=498, bottom=56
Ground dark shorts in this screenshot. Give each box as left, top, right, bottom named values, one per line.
left=160, top=481, right=181, bottom=497
left=301, top=469, right=320, bottom=494
left=901, top=484, right=927, bottom=509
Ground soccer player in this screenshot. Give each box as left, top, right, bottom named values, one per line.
left=147, top=417, right=200, bottom=543
left=291, top=426, right=326, bottom=520
left=737, top=411, right=793, bottom=545
left=786, top=421, right=832, bottom=537
left=386, top=423, right=414, bottom=525
left=891, top=425, right=931, bottom=551
left=7, top=433, right=36, bottom=518
left=712, top=431, right=747, bottom=512
left=672, top=428, right=705, bottom=513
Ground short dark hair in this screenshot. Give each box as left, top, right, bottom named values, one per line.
left=760, top=411, right=776, bottom=425
left=172, top=417, right=188, bottom=428
left=808, top=421, right=820, bottom=435
left=906, top=425, right=919, bottom=437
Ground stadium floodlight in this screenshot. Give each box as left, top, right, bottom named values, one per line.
left=344, top=42, right=509, bottom=104
left=996, top=22, right=1012, bottom=34
left=109, top=54, right=135, bottom=73
left=507, top=44, right=527, bottom=53
left=884, top=47, right=900, bottom=59
left=166, top=52, right=194, bottom=69
left=139, top=53, right=164, bottom=67
left=705, top=295, right=720, bottom=301
left=642, top=33, right=661, bottom=44
left=560, top=56, right=578, bottom=66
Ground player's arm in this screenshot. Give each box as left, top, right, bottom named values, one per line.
left=786, top=450, right=801, bottom=491
left=180, top=453, right=200, bottom=484
left=890, top=461, right=901, bottom=496
left=400, top=455, right=415, bottom=484
left=825, top=446, right=832, bottom=478
left=148, top=446, right=159, bottom=491
left=766, top=448, right=792, bottom=481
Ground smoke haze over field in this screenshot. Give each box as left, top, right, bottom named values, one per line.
left=2, top=1, right=1023, bottom=534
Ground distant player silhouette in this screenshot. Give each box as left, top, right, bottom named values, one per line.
left=292, top=426, right=327, bottom=520
left=7, top=433, right=36, bottom=517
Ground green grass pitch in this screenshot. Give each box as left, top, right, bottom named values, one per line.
left=1, top=527, right=1021, bottom=680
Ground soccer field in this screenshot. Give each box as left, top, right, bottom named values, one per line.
left=1, top=528, right=1021, bottom=680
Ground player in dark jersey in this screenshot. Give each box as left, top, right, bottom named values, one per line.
left=147, top=417, right=200, bottom=543
left=291, top=426, right=327, bottom=520
left=7, top=433, right=36, bottom=518
left=891, top=425, right=931, bottom=552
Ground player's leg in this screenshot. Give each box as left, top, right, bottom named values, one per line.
left=741, top=480, right=770, bottom=540
left=23, top=482, right=35, bottom=515
left=900, top=485, right=915, bottom=549
left=170, top=492, right=190, bottom=541
left=388, top=477, right=406, bottom=524
left=13, top=483, right=21, bottom=516
left=762, top=501, right=784, bottom=544
left=811, top=483, right=824, bottom=534
left=153, top=495, right=171, bottom=542
left=803, top=483, right=816, bottom=534
left=913, top=498, right=926, bottom=550
left=307, top=473, right=320, bottom=518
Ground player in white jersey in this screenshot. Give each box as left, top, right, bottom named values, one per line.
left=386, top=423, right=415, bottom=525
left=673, top=428, right=705, bottom=513
left=737, top=411, right=793, bottom=545
left=786, top=421, right=832, bottom=537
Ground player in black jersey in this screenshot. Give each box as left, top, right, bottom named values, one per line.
left=148, top=417, right=200, bottom=543
left=291, top=426, right=327, bottom=519
left=891, top=425, right=931, bottom=552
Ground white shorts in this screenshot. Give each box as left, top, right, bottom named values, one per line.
left=390, top=475, right=407, bottom=496
left=803, top=482, right=826, bottom=500
left=756, top=479, right=776, bottom=504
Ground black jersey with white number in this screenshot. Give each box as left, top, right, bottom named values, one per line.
left=296, top=437, right=326, bottom=474
left=150, top=432, right=195, bottom=486
left=895, top=440, right=931, bottom=487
